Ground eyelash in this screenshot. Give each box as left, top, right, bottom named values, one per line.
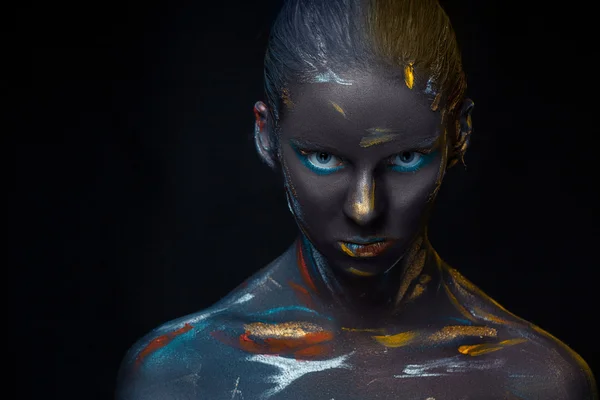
left=291, top=144, right=436, bottom=175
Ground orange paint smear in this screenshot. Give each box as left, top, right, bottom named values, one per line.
left=136, top=323, right=193, bottom=366
left=296, top=240, right=317, bottom=292
left=294, top=343, right=331, bottom=359
left=289, top=281, right=315, bottom=309
left=242, top=330, right=333, bottom=354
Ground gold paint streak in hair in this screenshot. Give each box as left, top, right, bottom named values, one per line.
left=244, top=321, right=324, bottom=339
left=419, top=274, right=432, bottom=284
left=427, top=325, right=497, bottom=343
left=404, top=62, right=415, bottom=89
left=373, top=330, right=418, bottom=348
left=458, top=338, right=527, bottom=356
left=431, top=92, right=442, bottom=111
left=330, top=101, right=347, bottom=118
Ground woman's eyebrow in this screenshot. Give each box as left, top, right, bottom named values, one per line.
left=288, top=138, right=340, bottom=153
left=360, top=130, right=440, bottom=149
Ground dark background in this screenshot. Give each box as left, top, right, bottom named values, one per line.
left=10, top=0, right=598, bottom=398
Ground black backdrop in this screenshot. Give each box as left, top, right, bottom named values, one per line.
left=10, top=0, right=599, bottom=398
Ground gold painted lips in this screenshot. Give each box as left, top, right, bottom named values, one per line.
left=338, top=239, right=396, bottom=258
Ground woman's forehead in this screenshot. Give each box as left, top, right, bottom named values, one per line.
left=280, top=74, right=441, bottom=145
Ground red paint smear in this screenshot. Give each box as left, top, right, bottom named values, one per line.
left=213, top=328, right=334, bottom=358
left=253, top=106, right=265, bottom=131
left=136, top=323, right=193, bottom=366
left=294, top=343, right=331, bottom=359
left=289, top=281, right=315, bottom=309
left=296, top=240, right=317, bottom=292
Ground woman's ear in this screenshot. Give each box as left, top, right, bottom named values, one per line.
left=448, top=98, right=474, bottom=168
left=253, top=101, right=279, bottom=169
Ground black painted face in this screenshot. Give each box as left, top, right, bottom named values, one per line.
left=259, top=72, right=449, bottom=277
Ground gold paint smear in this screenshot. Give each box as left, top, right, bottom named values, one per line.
left=404, top=62, right=415, bottom=89
left=281, top=87, right=294, bottom=108
left=431, top=92, right=441, bottom=111
left=428, top=325, right=497, bottom=343
left=352, top=180, right=375, bottom=220
left=244, top=321, right=324, bottom=339
left=348, top=267, right=376, bottom=276
left=339, top=243, right=355, bottom=257
left=373, top=331, right=418, bottom=348
left=407, top=283, right=425, bottom=302
left=458, top=338, right=527, bottom=356
left=359, top=133, right=397, bottom=148
left=395, top=249, right=426, bottom=305
left=330, top=101, right=347, bottom=118
left=441, top=281, right=478, bottom=323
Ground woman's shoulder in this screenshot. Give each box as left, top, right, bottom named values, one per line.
left=114, top=244, right=310, bottom=399
left=439, top=264, right=597, bottom=398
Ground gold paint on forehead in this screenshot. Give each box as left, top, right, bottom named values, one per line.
left=359, top=133, right=397, bottom=148
left=458, top=338, right=527, bottom=356
left=243, top=321, right=324, bottom=339
left=404, top=62, right=415, bottom=89
left=428, top=325, right=498, bottom=343
left=330, top=101, right=348, bottom=118
left=373, top=330, right=418, bottom=348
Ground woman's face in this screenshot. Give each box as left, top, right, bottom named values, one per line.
left=265, top=72, right=448, bottom=277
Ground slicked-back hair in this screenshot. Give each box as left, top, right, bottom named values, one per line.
left=264, top=0, right=466, bottom=149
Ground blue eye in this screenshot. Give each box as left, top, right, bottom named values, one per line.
left=291, top=145, right=344, bottom=175
left=388, top=151, right=433, bottom=172
left=307, top=152, right=342, bottom=169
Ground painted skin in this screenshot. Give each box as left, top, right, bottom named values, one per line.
left=116, top=73, right=597, bottom=399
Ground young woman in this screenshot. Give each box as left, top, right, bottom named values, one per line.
left=117, top=1, right=597, bottom=398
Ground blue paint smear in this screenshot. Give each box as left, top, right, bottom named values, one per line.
left=446, top=317, right=473, bottom=325
left=249, top=306, right=327, bottom=318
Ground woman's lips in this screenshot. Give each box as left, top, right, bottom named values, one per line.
left=338, top=239, right=396, bottom=258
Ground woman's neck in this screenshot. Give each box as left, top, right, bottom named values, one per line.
left=297, top=231, right=442, bottom=320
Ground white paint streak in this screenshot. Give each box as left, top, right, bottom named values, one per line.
left=231, top=376, right=243, bottom=399
left=268, top=277, right=282, bottom=289
left=248, top=352, right=354, bottom=399
left=313, top=69, right=354, bottom=86
left=394, top=356, right=504, bottom=379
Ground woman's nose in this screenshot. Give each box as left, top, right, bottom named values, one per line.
left=342, top=171, right=384, bottom=226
